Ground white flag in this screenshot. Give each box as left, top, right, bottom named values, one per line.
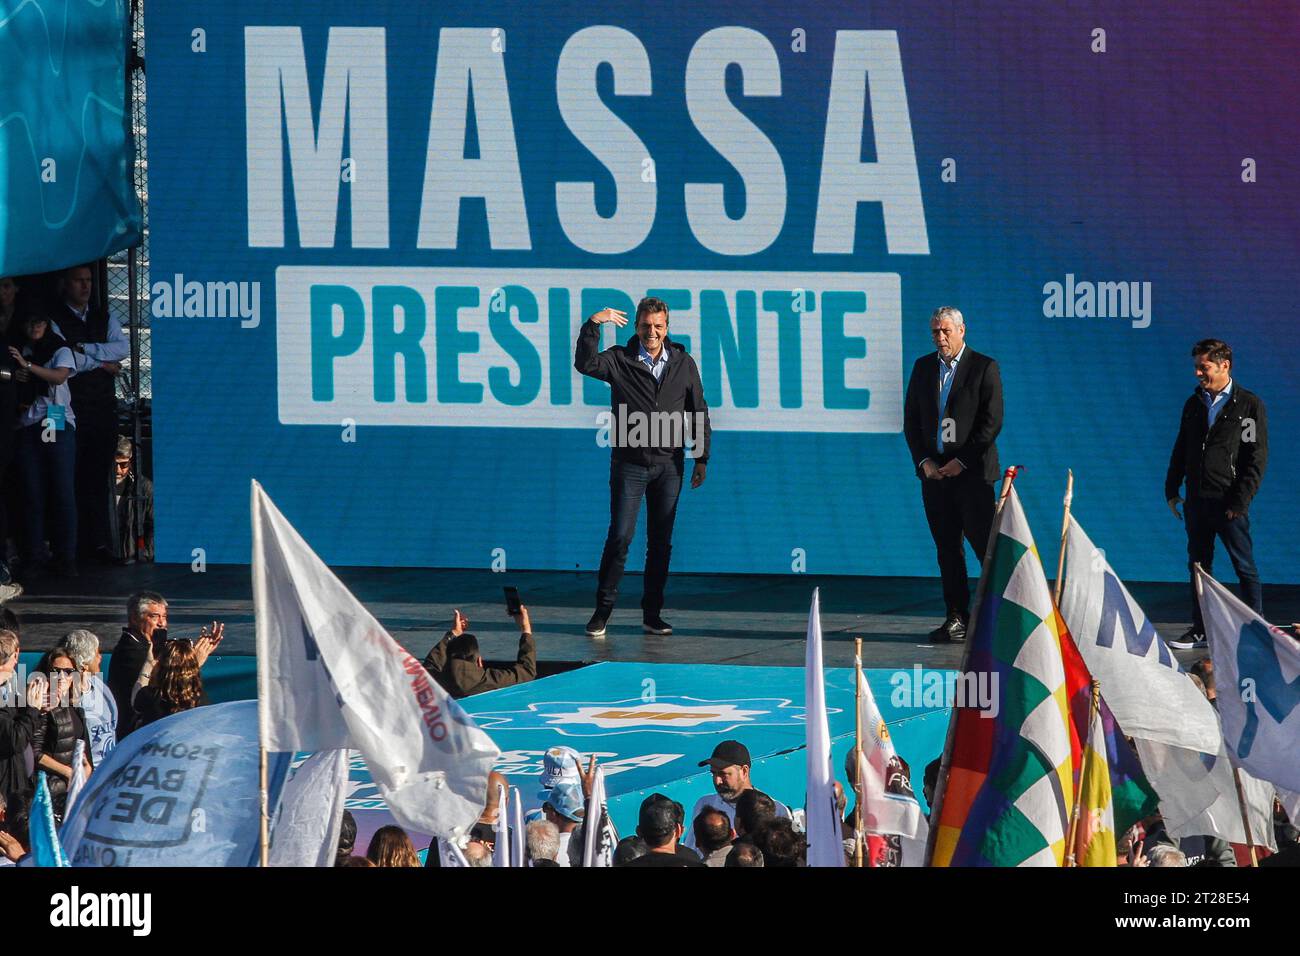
left=510, top=787, right=525, bottom=868
left=493, top=784, right=510, bottom=867
left=61, top=739, right=87, bottom=837
left=1061, top=517, right=1220, bottom=754
left=269, top=749, right=350, bottom=867
left=853, top=668, right=924, bottom=840
left=804, top=588, right=843, bottom=868
left=437, top=837, right=470, bottom=867
left=1196, top=566, right=1300, bottom=791
left=582, top=767, right=613, bottom=867
left=252, top=481, right=499, bottom=839
left=1135, top=738, right=1276, bottom=850
left=1278, top=787, right=1300, bottom=827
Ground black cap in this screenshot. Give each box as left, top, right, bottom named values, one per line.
left=638, top=793, right=684, bottom=839
left=698, top=739, right=751, bottom=768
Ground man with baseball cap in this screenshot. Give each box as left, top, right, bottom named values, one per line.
left=620, top=793, right=706, bottom=867
left=541, top=778, right=585, bottom=867
left=684, top=739, right=791, bottom=851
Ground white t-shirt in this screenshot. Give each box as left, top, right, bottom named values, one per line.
left=684, top=791, right=792, bottom=851
left=18, top=346, right=76, bottom=429
left=555, top=830, right=572, bottom=867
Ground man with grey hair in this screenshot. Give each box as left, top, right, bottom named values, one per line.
left=1146, top=844, right=1188, bottom=867
left=106, top=591, right=167, bottom=736
left=526, top=819, right=561, bottom=867
left=463, top=840, right=493, bottom=867
left=903, top=307, right=1004, bottom=643
left=59, top=629, right=117, bottom=764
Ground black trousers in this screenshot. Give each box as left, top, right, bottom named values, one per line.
left=1185, top=495, right=1263, bottom=632
left=920, top=469, right=995, bottom=617
left=595, top=458, right=684, bottom=614
left=74, top=414, right=117, bottom=556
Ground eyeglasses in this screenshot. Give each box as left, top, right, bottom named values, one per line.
left=52, top=667, right=76, bottom=675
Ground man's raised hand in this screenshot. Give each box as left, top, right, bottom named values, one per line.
left=589, top=308, right=628, bottom=328
left=451, top=609, right=469, bottom=637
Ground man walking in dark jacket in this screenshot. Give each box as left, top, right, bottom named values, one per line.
left=1165, top=339, right=1268, bottom=649
left=575, top=297, right=711, bottom=638
left=423, top=607, right=536, bottom=699
left=903, top=307, right=1004, bottom=643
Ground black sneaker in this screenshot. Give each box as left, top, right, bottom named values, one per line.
left=585, top=609, right=611, bottom=637
left=927, top=614, right=967, bottom=644
left=643, top=614, right=672, bottom=635
left=1168, top=628, right=1207, bottom=650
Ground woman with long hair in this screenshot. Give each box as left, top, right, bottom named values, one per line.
left=131, top=638, right=209, bottom=731
left=10, top=313, right=79, bottom=579
left=365, top=825, right=421, bottom=867
left=27, top=649, right=92, bottom=822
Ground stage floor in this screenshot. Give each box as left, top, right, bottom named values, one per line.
left=9, top=562, right=1297, bottom=670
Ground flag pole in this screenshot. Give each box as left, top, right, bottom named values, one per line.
left=1195, top=564, right=1260, bottom=867
left=251, top=480, right=271, bottom=868
left=1064, top=679, right=1100, bottom=867
left=1230, top=765, right=1259, bottom=867
left=259, top=748, right=269, bottom=867
left=925, top=465, right=1022, bottom=866
left=853, top=637, right=865, bottom=868
left=1053, top=469, right=1073, bottom=606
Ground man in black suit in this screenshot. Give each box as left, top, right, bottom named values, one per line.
left=903, top=307, right=1004, bottom=643
left=1165, top=339, right=1267, bottom=650
left=50, top=265, right=130, bottom=569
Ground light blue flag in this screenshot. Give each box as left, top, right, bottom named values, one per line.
left=60, top=701, right=291, bottom=867
left=30, top=772, right=69, bottom=867
left=0, top=0, right=143, bottom=275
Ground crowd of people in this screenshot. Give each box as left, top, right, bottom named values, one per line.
left=333, top=735, right=1300, bottom=869
left=0, top=590, right=221, bottom=862
left=0, top=266, right=153, bottom=594
left=1, top=588, right=1296, bottom=868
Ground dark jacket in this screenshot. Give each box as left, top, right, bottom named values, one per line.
left=105, top=628, right=152, bottom=737
left=422, top=631, right=536, bottom=699
left=0, top=690, right=40, bottom=812
left=903, top=348, right=1003, bottom=483
left=31, top=703, right=91, bottom=814
left=621, top=845, right=707, bottom=867
left=112, top=474, right=155, bottom=562
left=1165, top=384, right=1268, bottom=514
left=574, top=322, right=711, bottom=466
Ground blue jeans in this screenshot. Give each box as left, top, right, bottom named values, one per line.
left=1186, top=495, right=1262, bottom=632
left=596, top=458, right=684, bottom=614
left=17, top=422, right=78, bottom=564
